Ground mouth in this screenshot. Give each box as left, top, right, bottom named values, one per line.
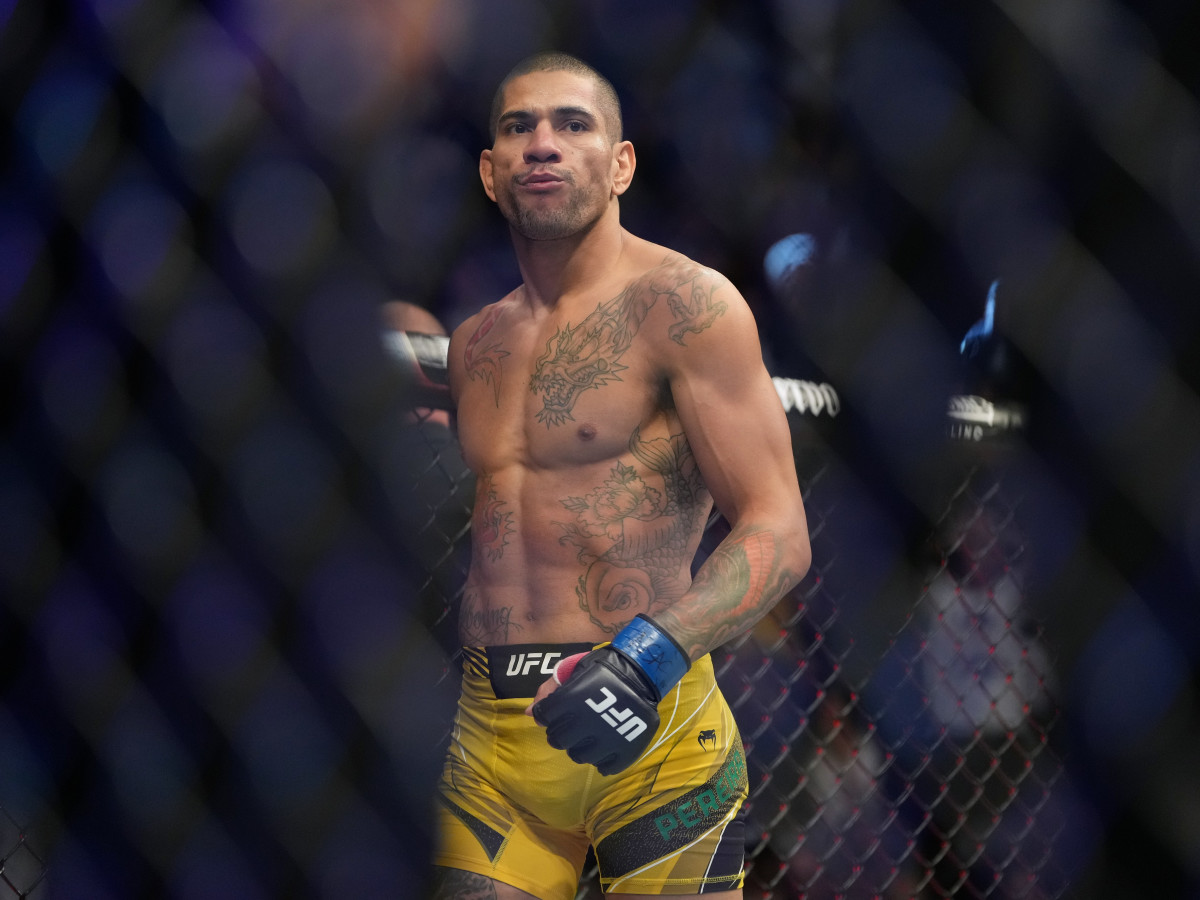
left=518, top=171, right=566, bottom=191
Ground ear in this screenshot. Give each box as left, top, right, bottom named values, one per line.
left=480, top=148, right=497, bottom=202
left=611, top=140, right=635, bottom=197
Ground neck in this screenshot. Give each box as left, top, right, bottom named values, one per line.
left=511, top=207, right=626, bottom=309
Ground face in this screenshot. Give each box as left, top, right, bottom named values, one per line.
left=480, top=70, right=633, bottom=242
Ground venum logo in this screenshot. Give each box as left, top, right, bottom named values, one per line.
left=505, top=651, right=562, bottom=678
left=697, top=729, right=717, bottom=750
left=585, top=687, right=648, bottom=741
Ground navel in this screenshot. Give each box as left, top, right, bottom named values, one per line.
left=578, top=423, right=597, bottom=441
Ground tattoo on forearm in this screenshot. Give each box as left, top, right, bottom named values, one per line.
left=464, top=305, right=509, bottom=406
left=665, top=526, right=797, bottom=656
left=473, top=473, right=514, bottom=561
left=554, top=427, right=709, bottom=633
left=530, top=258, right=727, bottom=426
left=459, top=590, right=521, bottom=645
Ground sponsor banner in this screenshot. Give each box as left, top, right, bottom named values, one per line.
left=772, top=378, right=841, bottom=418
left=946, top=394, right=1026, bottom=441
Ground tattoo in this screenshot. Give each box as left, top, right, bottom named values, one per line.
left=464, top=306, right=509, bottom=406
left=555, top=427, right=709, bottom=633
left=666, top=526, right=797, bottom=656
left=429, top=866, right=500, bottom=900
left=661, top=268, right=728, bottom=345
left=459, top=589, right=521, bottom=644
left=473, top=474, right=514, bottom=561
left=530, top=258, right=727, bottom=426
left=530, top=283, right=653, bottom=426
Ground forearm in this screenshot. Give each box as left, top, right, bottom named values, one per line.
left=654, top=519, right=810, bottom=660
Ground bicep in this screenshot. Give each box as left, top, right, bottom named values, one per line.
left=666, top=292, right=799, bottom=526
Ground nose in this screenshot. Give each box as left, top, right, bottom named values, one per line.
left=523, top=122, right=561, bottom=164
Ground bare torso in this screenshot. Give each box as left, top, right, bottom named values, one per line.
left=449, top=245, right=722, bottom=646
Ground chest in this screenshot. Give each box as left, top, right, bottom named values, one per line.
left=456, top=311, right=670, bottom=471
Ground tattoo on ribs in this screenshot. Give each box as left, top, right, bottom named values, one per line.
left=464, top=305, right=509, bottom=406
left=554, top=427, right=710, bottom=633
left=530, top=259, right=727, bottom=426
left=473, top=474, right=514, bottom=562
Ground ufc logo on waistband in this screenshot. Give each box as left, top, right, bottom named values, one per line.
left=506, top=651, right=562, bottom=677
left=585, top=687, right=647, bottom=741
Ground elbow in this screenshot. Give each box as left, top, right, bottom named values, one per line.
left=783, top=508, right=812, bottom=590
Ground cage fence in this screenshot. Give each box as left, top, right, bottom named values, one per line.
left=397, top=376, right=1068, bottom=900
left=0, top=804, right=45, bottom=899
left=10, top=0, right=1196, bottom=895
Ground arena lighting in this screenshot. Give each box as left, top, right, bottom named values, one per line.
left=763, top=232, right=817, bottom=292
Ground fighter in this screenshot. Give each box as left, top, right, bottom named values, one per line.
left=430, top=51, right=810, bottom=899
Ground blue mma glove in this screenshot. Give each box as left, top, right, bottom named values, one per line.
left=531, top=614, right=691, bottom=776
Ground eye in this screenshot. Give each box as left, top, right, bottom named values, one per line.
left=564, top=120, right=587, bottom=133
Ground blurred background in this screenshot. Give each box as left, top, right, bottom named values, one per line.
left=2, top=0, right=1199, bottom=897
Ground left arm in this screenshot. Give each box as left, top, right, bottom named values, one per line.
left=528, top=268, right=810, bottom=775
left=652, top=270, right=810, bottom=659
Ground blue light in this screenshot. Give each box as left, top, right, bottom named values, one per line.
left=764, top=232, right=816, bottom=289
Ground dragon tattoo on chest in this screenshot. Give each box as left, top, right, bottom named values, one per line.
left=524, top=262, right=727, bottom=425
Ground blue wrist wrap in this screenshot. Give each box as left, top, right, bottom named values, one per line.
left=610, top=614, right=691, bottom=699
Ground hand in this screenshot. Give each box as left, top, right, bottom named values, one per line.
left=529, top=615, right=690, bottom=776
left=530, top=646, right=661, bottom=775
left=523, top=659, right=574, bottom=713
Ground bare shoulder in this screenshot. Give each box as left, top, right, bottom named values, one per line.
left=447, top=292, right=522, bottom=401
left=450, top=296, right=503, bottom=343
left=627, top=245, right=754, bottom=352
left=623, top=238, right=729, bottom=290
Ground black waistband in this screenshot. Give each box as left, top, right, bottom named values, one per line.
left=481, top=643, right=595, bottom=699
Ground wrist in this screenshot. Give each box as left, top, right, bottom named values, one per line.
left=610, top=614, right=691, bottom=699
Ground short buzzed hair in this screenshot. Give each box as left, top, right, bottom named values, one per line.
left=489, top=52, right=624, bottom=144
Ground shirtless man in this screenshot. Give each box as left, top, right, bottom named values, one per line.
left=432, top=52, right=810, bottom=899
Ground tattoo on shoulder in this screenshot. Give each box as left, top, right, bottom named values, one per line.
left=464, top=306, right=509, bottom=406
left=653, top=263, right=728, bottom=345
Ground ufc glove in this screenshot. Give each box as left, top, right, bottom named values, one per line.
left=531, top=614, right=691, bottom=776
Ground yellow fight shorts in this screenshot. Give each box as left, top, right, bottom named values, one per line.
left=434, top=643, right=748, bottom=897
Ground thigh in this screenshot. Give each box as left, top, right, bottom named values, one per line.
left=434, top=664, right=591, bottom=900
left=435, top=780, right=590, bottom=900
left=591, top=659, right=749, bottom=895
left=430, top=866, right=543, bottom=900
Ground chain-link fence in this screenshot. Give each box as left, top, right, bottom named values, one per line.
left=394, top=375, right=1069, bottom=899
left=4, top=1, right=1199, bottom=897
left=0, top=805, right=45, bottom=899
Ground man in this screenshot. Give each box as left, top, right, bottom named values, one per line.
left=432, top=52, right=810, bottom=899
left=380, top=301, right=473, bottom=650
